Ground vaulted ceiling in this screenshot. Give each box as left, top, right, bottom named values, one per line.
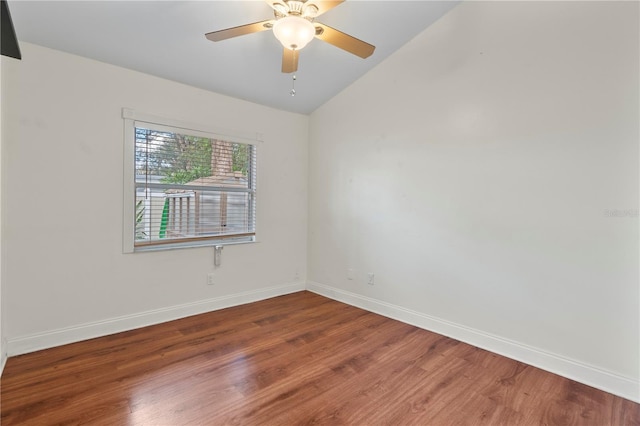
left=8, top=1, right=459, bottom=114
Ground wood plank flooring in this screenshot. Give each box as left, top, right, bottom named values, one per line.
left=1, top=291, right=638, bottom=425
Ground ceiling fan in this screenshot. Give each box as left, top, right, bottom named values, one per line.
left=205, top=0, right=375, bottom=73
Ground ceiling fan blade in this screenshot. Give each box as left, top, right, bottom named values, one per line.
left=205, top=20, right=274, bottom=42
left=314, top=22, right=375, bottom=59
left=282, top=48, right=299, bottom=73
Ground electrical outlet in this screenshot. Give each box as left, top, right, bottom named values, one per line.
left=294, top=270, right=300, bottom=281
left=367, top=273, right=375, bottom=285
left=207, top=273, right=215, bottom=285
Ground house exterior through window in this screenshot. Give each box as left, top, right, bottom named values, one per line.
left=123, top=110, right=257, bottom=252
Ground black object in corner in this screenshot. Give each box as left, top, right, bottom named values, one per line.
left=1, top=0, right=21, bottom=60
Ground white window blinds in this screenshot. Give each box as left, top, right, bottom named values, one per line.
left=131, top=121, right=257, bottom=249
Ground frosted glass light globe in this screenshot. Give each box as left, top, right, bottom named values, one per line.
left=273, top=16, right=315, bottom=50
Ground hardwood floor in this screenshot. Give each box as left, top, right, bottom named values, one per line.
left=1, top=291, right=638, bottom=425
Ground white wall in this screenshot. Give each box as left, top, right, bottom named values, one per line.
left=1, top=43, right=308, bottom=353
left=308, top=1, right=639, bottom=400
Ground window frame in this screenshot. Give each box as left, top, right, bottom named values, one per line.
left=122, top=108, right=261, bottom=253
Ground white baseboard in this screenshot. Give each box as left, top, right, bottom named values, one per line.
left=1, top=338, right=7, bottom=377
left=7, top=282, right=305, bottom=357
left=307, top=281, right=640, bottom=403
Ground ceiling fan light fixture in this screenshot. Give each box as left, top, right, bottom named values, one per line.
left=273, top=16, right=315, bottom=50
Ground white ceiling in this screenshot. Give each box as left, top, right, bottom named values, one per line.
left=8, top=0, right=459, bottom=114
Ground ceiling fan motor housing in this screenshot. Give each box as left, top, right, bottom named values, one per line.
left=287, top=1, right=304, bottom=16
left=274, top=1, right=319, bottom=19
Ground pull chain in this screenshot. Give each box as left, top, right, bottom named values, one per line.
left=288, top=48, right=297, bottom=96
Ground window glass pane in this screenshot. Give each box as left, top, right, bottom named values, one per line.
left=134, top=126, right=255, bottom=247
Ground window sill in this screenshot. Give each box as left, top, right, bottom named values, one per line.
left=130, top=238, right=258, bottom=253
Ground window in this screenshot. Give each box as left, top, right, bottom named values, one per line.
left=123, top=110, right=258, bottom=252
